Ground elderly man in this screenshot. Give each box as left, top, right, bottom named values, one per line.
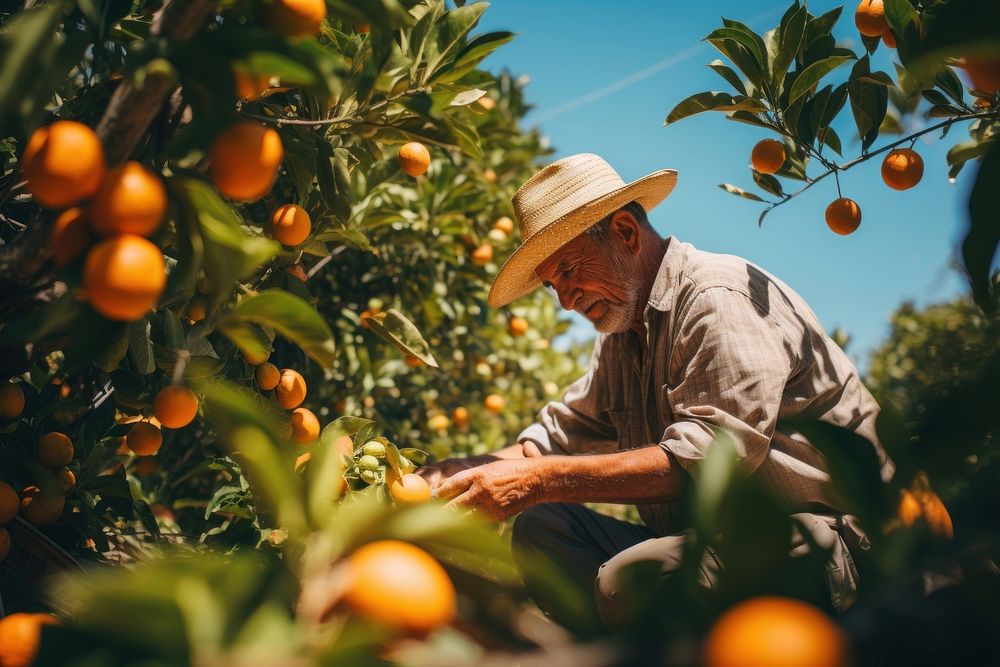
left=419, top=153, right=893, bottom=626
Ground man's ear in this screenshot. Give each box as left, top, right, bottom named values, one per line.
left=609, top=209, right=641, bottom=255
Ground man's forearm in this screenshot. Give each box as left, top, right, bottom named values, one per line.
left=534, top=445, right=684, bottom=505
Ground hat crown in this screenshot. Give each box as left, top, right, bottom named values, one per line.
left=512, top=153, right=626, bottom=240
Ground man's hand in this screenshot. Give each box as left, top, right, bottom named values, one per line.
left=415, top=441, right=544, bottom=490
left=434, top=457, right=547, bottom=522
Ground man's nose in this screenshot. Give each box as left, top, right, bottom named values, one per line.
left=555, top=284, right=578, bottom=311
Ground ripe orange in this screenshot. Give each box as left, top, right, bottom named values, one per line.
left=256, top=362, right=281, bottom=390
left=186, top=295, right=208, bottom=323
left=134, top=457, right=159, bottom=476
left=961, top=56, right=1000, bottom=93
left=0, top=613, right=59, bottom=667
left=825, top=198, right=862, bottom=235
left=290, top=407, right=320, bottom=444
left=0, top=381, right=25, bottom=420
left=0, top=526, right=9, bottom=561
left=390, top=473, right=432, bottom=505
left=20, top=486, right=64, bottom=526
left=484, top=393, right=504, bottom=414
left=242, top=347, right=270, bottom=366
left=56, top=467, right=76, bottom=492
left=427, top=414, right=450, bottom=432
left=477, top=96, right=497, bottom=111
left=470, top=243, right=493, bottom=266
left=267, top=204, right=312, bottom=246
left=38, top=432, right=73, bottom=468
left=88, top=162, right=167, bottom=236
left=452, top=406, right=470, bottom=428
left=21, top=120, right=106, bottom=208
left=209, top=123, right=284, bottom=202
left=493, top=216, right=515, bottom=235
left=898, top=488, right=953, bottom=539
left=127, top=421, right=163, bottom=456
left=259, top=0, right=327, bottom=39
left=509, top=316, right=529, bottom=337
left=881, top=30, right=896, bottom=49
left=50, top=207, right=93, bottom=267
left=405, top=355, right=423, bottom=368
left=342, top=540, right=456, bottom=635
left=276, top=369, right=307, bottom=409
left=854, top=0, right=887, bottom=38
left=83, top=234, right=166, bottom=321
left=398, top=142, right=430, bottom=177
left=881, top=148, right=923, bottom=190
left=234, top=68, right=272, bottom=100
left=0, top=481, right=19, bottom=524
left=704, top=596, right=848, bottom=667
left=750, top=139, right=785, bottom=174
left=483, top=168, right=497, bottom=183
left=153, top=385, right=199, bottom=429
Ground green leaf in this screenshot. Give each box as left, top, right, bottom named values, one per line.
left=935, top=66, right=966, bottom=106
left=665, top=91, right=767, bottom=125
left=692, top=429, right=742, bottom=538
left=962, top=142, right=1000, bottom=315
left=752, top=171, right=784, bottom=198
left=786, top=55, right=852, bottom=108
left=709, top=26, right=764, bottom=69
left=426, top=1, right=489, bottom=81
left=432, top=30, right=514, bottom=84
left=362, top=308, right=438, bottom=367
left=726, top=110, right=774, bottom=130
left=128, top=317, right=156, bottom=376
left=718, top=183, right=767, bottom=202
left=946, top=139, right=994, bottom=179
left=707, top=60, right=748, bottom=96
left=449, top=88, right=487, bottom=107
left=848, top=56, right=888, bottom=151
left=770, top=3, right=807, bottom=87
left=222, top=290, right=335, bottom=370
left=706, top=37, right=767, bottom=97
left=307, top=417, right=372, bottom=529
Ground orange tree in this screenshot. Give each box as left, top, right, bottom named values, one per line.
left=0, top=0, right=589, bottom=660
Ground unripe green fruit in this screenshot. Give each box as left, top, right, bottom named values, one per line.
left=358, top=455, right=380, bottom=471
left=359, top=469, right=378, bottom=484
left=363, top=441, right=386, bottom=458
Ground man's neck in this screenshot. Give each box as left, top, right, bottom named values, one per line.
left=629, top=235, right=668, bottom=340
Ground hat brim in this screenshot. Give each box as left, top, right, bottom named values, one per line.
left=487, top=169, right=678, bottom=308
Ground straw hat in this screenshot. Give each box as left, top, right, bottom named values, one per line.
left=488, top=153, right=677, bottom=308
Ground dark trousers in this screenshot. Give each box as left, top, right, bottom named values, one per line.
left=511, top=503, right=862, bottom=629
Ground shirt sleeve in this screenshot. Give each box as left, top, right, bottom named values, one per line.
left=517, top=334, right=620, bottom=455
left=659, top=286, right=796, bottom=474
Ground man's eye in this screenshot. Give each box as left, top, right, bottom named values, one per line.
left=542, top=281, right=553, bottom=289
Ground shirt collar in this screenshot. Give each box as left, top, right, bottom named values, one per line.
left=645, top=235, right=684, bottom=313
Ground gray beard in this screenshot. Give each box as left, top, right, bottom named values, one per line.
left=592, top=245, right=643, bottom=334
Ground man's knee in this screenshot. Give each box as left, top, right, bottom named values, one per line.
left=594, top=534, right=688, bottom=627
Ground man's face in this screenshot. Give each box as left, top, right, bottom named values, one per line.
left=535, top=231, right=643, bottom=334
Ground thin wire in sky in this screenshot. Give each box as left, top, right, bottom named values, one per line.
left=530, top=3, right=788, bottom=124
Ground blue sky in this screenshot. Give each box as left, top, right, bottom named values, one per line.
left=475, top=0, right=980, bottom=370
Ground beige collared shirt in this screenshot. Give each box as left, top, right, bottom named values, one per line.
left=518, top=236, right=894, bottom=535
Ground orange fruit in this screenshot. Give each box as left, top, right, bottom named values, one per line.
left=0, top=381, right=25, bottom=420
left=241, top=347, right=271, bottom=366
left=56, top=467, right=76, bottom=492
left=258, top=0, right=327, bottom=38
left=355, top=22, right=371, bottom=34
left=0, top=526, right=9, bottom=561
left=0, top=481, right=19, bottom=524
left=398, top=142, right=430, bottom=177
left=390, top=473, right=432, bottom=505
left=0, top=613, right=59, bottom=667
left=275, top=369, right=307, bottom=409
left=20, top=486, right=64, bottom=526
left=88, top=162, right=167, bottom=236
left=961, top=56, right=1000, bottom=93
left=286, top=264, right=308, bottom=281
left=509, top=316, right=529, bottom=337
left=483, top=393, right=504, bottom=414
left=50, top=207, right=93, bottom=267
left=266, top=204, right=312, bottom=246
left=898, top=488, right=953, bottom=539
left=427, top=414, right=450, bottom=432
left=824, top=198, right=861, bottom=236
left=881, top=30, right=896, bottom=49
left=209, top=123, right=284, bottom=202
left=452, top=406, right=470, bottom=428
left=477, top=96, right=497, bottom=111
left=234, top=68, right=272, bottom=100
left=750, top=139, right=785, bottom=174
left=186, top=295, right=208, bottom=323
left=405, top=355, right=423, bottom=368
left=256, top=362, right=281, bottom=390
left=38, top=432, right=73, bottom=468
left=470, top=243, right=493, bottom=266
left=704, top=596, right=848, bottom=667
left=127, top=421, right=163, bottom=456
left=854, top=0, right=887, bottom=37
left=134, top=457, right=159, bottom=476
left=153, top=385, right=199, bottom=429
left=493, top=216, right=514, bottom=235
left=290, top=407, right=320, bottom=444
left=83, top=234, right=166, bottom=321
left=21, top=120, right=106, bottom=209
left=881, top=148, right=923, bottom=190
left=483, top=168, right=497, bottom=183
left=342, top=540, right=456, bottom=635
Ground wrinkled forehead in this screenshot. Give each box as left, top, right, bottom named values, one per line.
left=534, top=234, right=588, bottom=279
